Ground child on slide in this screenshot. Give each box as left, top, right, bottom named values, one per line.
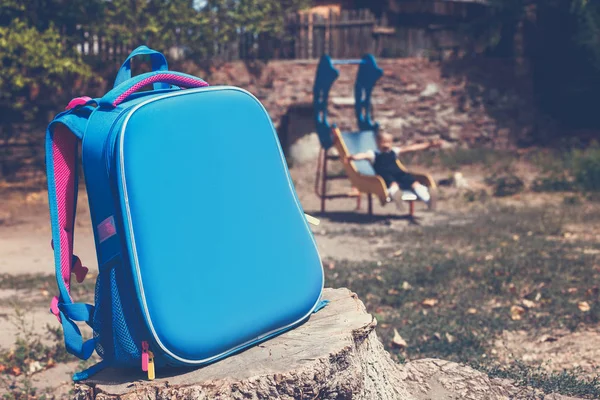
left=344, top=132, right=441, bottom=210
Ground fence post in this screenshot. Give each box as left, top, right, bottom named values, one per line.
left=308, top=12, right=313, bottom=59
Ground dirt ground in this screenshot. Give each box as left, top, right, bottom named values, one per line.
left=0, top=156, right=599, bottom=398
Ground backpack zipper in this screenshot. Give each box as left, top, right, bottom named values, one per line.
left=141, top=340, right=155, bottom=380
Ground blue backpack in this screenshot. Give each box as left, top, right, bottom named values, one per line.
left=45, top=46, right=326, bottom=381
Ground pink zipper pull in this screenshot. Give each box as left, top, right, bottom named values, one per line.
left=141, top=341, right=149, bottom=372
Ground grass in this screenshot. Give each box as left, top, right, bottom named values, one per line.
left=0, top=306, right=72, bottom=399
left=401, top=147, right=517, bottom=173
left=483, top=362, right=600, bottom=399
left=402, top=144, right=600, bottom=195
left=0, top=274, right=96, bottom=305
left=523, top=144, right=600, bottom=193
left=323, top=204, right=600, bottom=398
left=0, top=275, right=98, bottom=399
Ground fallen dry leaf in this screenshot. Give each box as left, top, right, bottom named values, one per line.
left=387, top=288, right=399, bottom=295
left=522, top=299, right=537, bottom=309
left=28, top=361, right=43, bottom=374
left=578, top=301, right=591, bottom=312
left=512, top=234, right=520, bottom=241
left=433, top=332, right=441, bottom=341
left=467, top=308, right=478, bottom=314
left=511, top=305, right=526, bottom=320
left=485, top=254, right=494, bottom=261
left=25, top=192, right=42, bottom=203
left=392, top=250, right=403, bottom=257
left=422, top=298, right=438, bottom=308
left=401, top=281, right=413, bottom=291
left=445, top=333, right=456, bottom=344
left=11, top=366, right=21, bottom=376
left=583, top=248, right=600, bottom=255
left=391, top=329, right=407, bottom=348
left=0, top=364, right=6, bottom=373
left=567, top=288, right=578, bottom=294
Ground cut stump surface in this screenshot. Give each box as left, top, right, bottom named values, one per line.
left=73, top=288, right=583, bottom=400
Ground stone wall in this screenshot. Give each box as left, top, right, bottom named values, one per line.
left=192, top=57, right=533, bottom=153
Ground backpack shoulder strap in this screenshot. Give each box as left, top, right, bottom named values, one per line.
left=46, top=99, right=97, bottom=360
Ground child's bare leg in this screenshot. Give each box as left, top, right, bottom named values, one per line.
left=388, top=182, right=406, bottom=210
left=388, top=182, right=400, bottom=199
left=411, top=181, right=431, bottom=203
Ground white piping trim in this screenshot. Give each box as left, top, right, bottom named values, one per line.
left=118, top=87, right=325, bottom=364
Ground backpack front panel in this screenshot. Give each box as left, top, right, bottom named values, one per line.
left=115, top=87, right=324, bottom=363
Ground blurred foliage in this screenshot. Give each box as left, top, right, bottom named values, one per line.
left=0, top=0, right=310, bottom=132
left=1, top=0, right=600, bottom=180
left=465, top=0, right=600, bottom=129
left=0, top=17, right=91, bottom=132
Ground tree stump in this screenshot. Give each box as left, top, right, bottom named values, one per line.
left=73, top=288, right=581, bottom=400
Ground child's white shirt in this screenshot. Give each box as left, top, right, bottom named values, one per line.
left=363, top=147, right=402, bottom=164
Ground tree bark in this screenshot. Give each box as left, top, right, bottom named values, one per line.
left=73, top=288, right=582, bottom=400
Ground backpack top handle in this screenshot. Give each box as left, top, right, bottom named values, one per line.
left=114, top=45, right=170, bottom=90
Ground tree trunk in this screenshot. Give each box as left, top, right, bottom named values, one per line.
left=73, top=288, right=581, bottom=400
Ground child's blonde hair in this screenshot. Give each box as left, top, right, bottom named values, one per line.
left=376, top=131, right=393, bottom=141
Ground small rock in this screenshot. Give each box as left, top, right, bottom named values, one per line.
left=420, top=83, right=439, bottom=98
left=453, top=172, right=469, bottom=189
left=387, top=117, right=409, bottom=130
left=391, top=329, right=408, bottom=348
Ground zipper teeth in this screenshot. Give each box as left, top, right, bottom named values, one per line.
left=104, top=107, right=136, bottom=177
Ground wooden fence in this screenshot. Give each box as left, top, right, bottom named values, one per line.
left=77, top=7, right=477, bottom=62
